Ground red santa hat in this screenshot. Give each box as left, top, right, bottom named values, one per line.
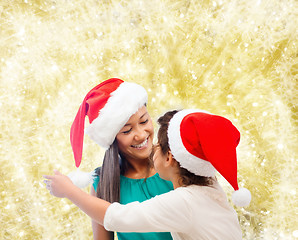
left=168, top=109, right=251, bottom=207
left=70, top=78, right=148, bottom=168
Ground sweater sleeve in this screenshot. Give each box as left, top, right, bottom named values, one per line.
left=103, top=188, right=192, bottom=233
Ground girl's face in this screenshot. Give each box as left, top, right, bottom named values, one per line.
left=152, top=144, right=169, bottom=180
left=116, top=106, right=154, bottom=162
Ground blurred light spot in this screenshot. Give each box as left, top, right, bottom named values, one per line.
left=277, top=144, right=283, bottom=149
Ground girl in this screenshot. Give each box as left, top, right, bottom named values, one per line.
left=63, top=78, right=173, bottom=240
left=44, top=109, right=251, bottom=240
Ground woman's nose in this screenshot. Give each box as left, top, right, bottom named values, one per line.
left=134, top=126, right=146, bottom=141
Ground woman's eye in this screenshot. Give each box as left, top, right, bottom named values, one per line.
left=140, top=119, right=148, bottom=124
left=122, top=128, right=132, bottom=134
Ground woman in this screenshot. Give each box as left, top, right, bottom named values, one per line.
left=44, top=109, right=251, bottom=240
left=67, top=78, right=173, bottom=240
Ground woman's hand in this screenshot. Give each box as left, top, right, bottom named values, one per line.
left=43, top=170, right=75, bottom=198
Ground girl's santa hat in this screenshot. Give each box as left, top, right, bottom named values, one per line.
left=168, top=109, right=251, bottom=207
left=68, top=78, right=147, bottom=187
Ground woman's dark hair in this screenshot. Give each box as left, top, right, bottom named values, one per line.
left=96, top=140, right=120, bottom=203
left=95, top=141, right=120, bottom=240
left=157, top=110, right=214, bottom=187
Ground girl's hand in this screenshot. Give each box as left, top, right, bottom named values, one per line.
left=43, top=170, right=75, bottom=198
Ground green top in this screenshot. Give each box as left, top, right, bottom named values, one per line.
left=93, top=173, right=174, bottom=240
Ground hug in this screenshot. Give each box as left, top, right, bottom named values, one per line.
left=44, top=78, right=251, bottom=240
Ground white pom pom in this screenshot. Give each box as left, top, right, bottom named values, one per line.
left=232, top=188, right=251, bottom=207
left=68, top=169, right=95, bottom=188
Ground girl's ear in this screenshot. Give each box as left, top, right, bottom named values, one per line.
left=166, top=151, right=177, bottom=166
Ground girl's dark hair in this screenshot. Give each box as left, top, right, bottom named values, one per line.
left=157, top=110, right=214, bottom=187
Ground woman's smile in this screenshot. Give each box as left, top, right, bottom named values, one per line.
left=131, top=137, right=149, bottom=149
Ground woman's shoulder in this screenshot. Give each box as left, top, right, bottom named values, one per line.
left=91, top=167, right=101, bottom=191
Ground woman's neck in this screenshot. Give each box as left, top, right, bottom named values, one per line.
left=123, top=158, right=156, bottom=179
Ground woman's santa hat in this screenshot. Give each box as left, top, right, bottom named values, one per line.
left=168, top=109, right=251, bottom=207
left=68, top=78, right=147, bottom=187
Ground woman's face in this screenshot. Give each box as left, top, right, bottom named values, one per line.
left=116, top=106, right=154, bottom=162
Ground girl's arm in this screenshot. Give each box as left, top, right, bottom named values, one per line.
left=44, top=170, right=192, bottom=234
left=90, top=187, right=114, bottom=240
left=43, top=170, right=110, bottom=225
left=104, top=187, right=192, bottom=233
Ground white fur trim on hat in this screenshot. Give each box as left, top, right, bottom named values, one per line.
left=168, top=109, right=216, bottom=177
left=85, top=82, right=148, bottom=149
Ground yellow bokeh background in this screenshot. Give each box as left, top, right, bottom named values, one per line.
left=0, top=0, right=297, bottom=239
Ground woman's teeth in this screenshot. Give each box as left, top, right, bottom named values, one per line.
left=132, top=138, right=148, bottom=148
